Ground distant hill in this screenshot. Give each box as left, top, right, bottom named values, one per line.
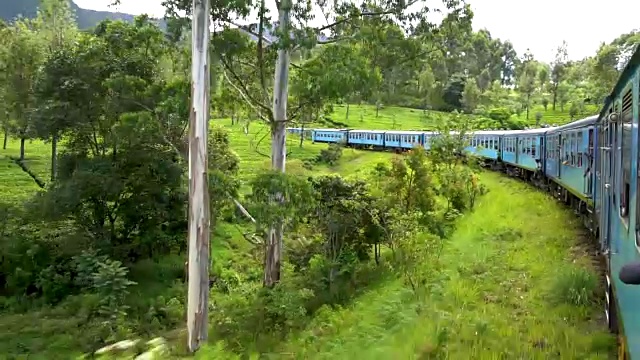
left=0, top=0, right=165, bottom=29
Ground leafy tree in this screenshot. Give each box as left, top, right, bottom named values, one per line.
left=518, top=60, right=538, bottom=120
left=550, top=40, right=568, bottom=110
left=461, top=77, right=481, bottom=113
left=1, top=18, right=45, bottom=161
left=33, top=0, right=78, bottom=181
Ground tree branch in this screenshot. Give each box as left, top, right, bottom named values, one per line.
left=220, top=61, right=272, bottom=120
left=315, top=3, right=419, bottom=33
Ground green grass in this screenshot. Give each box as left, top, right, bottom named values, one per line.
left=329, top=104, right=438, bottom=130
left=274, top=172, right=614, bottom=359
left=0, top=108, right=614, bottom=358
left=323, top=103, right=601, bottom=131
left=513, top=104, right=600, bottom=126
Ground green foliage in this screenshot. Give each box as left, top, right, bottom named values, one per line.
left=0, top=0, right=627, bottom=355
left=317, top=143, right=343, bottom=165
left=248, top=171, right=314, bottom=233
left=549, top=265, right=600, bottom=307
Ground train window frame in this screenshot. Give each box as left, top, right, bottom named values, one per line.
left=532, top=137, right=537, bottom=157
left=570, top=132, right=575, bottom=166
left=620, top=86, right=633, bottom=221
left=577, top=131, right=584, bottom=167
left=634, top=72, right=640, bottom=249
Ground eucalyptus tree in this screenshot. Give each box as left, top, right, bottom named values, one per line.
left=160, top=0, right=469, bottom=288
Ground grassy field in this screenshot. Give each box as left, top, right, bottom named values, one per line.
left=272, top=172, right=614, bottom=359
left=0, top=105, right=614, bottom=358
left=322, top=103, right=600, bottom=130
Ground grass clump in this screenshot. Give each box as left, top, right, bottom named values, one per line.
left=549, top=265, right=600, bottom=307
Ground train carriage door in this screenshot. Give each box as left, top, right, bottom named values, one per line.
left=556, top=135, right=562, bottom=177
left=586, top=128, right=594, bottom=197
left=600, top=109, right=614, bottom=249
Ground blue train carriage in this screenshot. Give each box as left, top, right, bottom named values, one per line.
left=346, top=130, right=386, bottom=149
left=468, top=130, right=507, bottom=161
left=514, top=128, right=549, bottom=173
left=311, top=128, right=349, bottom=144
left=422, top=131, right=437, bottom=150
left=543, top=116, right=597, bottom=211
left=597, top=46, right=640, bottom=360
left=500, top=130, right=521, bottom=167
left=286, top=127, right=313, bottom=140
left=384, top=131, right=424, bottom=150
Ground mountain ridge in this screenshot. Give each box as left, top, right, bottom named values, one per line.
left=0, top=0, right=164, bottom=29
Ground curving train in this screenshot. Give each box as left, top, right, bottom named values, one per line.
left=287, top=47, right=640, bottom=358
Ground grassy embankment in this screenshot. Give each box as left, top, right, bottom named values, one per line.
left=0, top=107, right=614, bottom=358
left=325, top=103, right=600, bottom=130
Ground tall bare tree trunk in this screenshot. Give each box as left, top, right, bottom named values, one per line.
left=264, top=0, right=291, bottom=288
left=19, top=138, right=25, bottom=161
left=51, top=134, right=57, bottom=181
left=2, top=130, right=7, bottom=150
left=186, top=0, right=211, bottom=353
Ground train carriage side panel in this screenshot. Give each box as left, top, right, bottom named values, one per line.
left=544, top=117, right=597, bottom=200
left=312, top=128, right=348, bottom=144
left=469, top=130, right=508, bottom=160
left=603, top=51, right=640, bottom=359
left=514, top=129, right=548, bottom=171
left=501, top=131, right=520, bottom=166
left=348, top=130, right=385, bottom=148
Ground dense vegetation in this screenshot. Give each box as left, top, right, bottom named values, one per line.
left=0, top=0, right=632, bottom=357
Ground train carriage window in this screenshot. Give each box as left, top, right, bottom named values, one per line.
left=577, top=132, right=584, bottom=167
left=574, top=132, right=579, bottom=166
left=532, top=138, right=537, bottom=157
left=621, top=88, right=632, bottom=219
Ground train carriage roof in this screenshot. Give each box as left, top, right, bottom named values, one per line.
left=384, top=130, right=425, bottom=134
left=514, top=127, right=555, bottom=136
left=312, top=128, right=349, bottom=132
left=599, top=44, right=640, bottom=121
left=471, top=130, right=513, bottom=136
left=348, top=129, right=386, bottom=133
left=545, top=115, right=598, bottom=134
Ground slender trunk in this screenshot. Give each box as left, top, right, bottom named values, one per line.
left=19, top=138, right=25, bottom=161
left=51, top=134, right=58, bottom=181
left=264, top=0, right=291, bottom=288
left=299, top=123, right=304, bottom=148
left=186, top=0, right=211, bottom=353
left=346, top=103, right=350, bottom=120
left=552, top=87, right=557, bottom=111
left=2, top=130, right=7, bottom=150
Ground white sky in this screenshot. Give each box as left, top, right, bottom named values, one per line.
left=74, top=0, right=640, bottom=64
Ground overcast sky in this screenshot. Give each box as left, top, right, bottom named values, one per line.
left=74, top=0, right=639, bottom=64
